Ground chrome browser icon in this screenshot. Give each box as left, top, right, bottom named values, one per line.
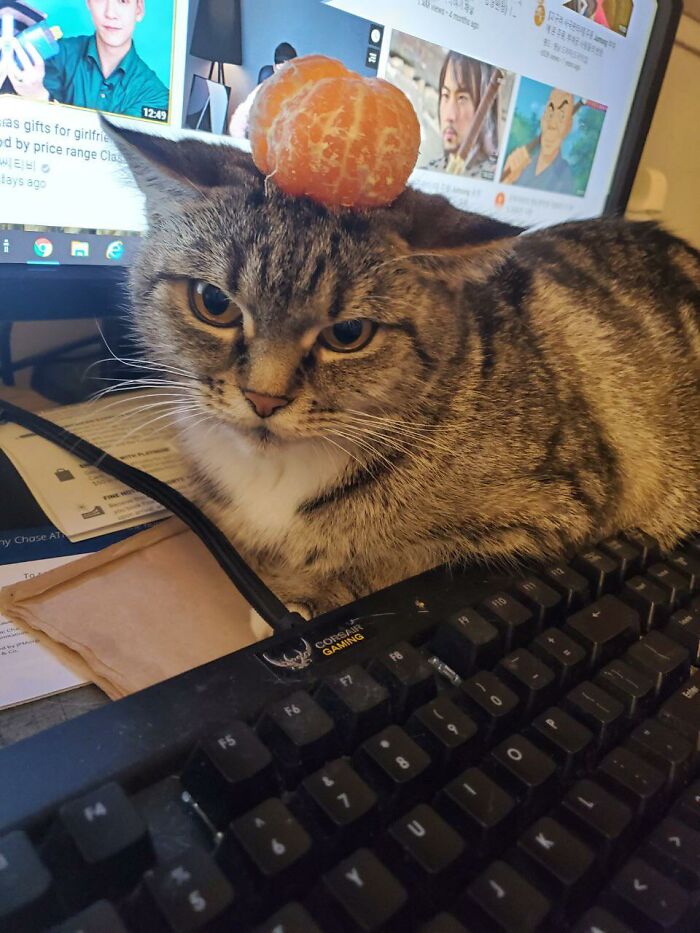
left=33, top=237, right=53, bottom=258
left=105, top=240, right=125, bottom=261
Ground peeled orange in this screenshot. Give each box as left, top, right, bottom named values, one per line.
left=248, top=54, right=420, bottom=209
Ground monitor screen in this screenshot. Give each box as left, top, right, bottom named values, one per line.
left=0, top=0, right=665, bottom=270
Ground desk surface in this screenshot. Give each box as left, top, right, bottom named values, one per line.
left=0, top=685, right=108, bottom=750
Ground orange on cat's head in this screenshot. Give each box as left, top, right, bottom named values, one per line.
left=248, top=54, right=420, bottom=210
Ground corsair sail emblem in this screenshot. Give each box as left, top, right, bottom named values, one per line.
left=263, top=638, right=314, bottom=671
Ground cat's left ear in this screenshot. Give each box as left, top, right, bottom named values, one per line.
left=379, top=186, right=522, bottom=250
left=100, top=117, right=261, bottom=219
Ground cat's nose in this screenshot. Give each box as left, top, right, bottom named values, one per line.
left=242, top=389, right=290, bottom=419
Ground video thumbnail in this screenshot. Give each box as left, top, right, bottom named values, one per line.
left=500, top=77, right=607, bottom=198
left=182, top=0, right=380, bottom=140
left=386, top=31, right=515, bottom=182
left=562, top=0, right=634, bottom=36
left=0, top=0, right=174, bottom=123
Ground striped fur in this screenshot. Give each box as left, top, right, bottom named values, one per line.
left=107, top=125, right=700, bottom=619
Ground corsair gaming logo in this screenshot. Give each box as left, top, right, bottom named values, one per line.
left=262, top=638, right=314, bottom=671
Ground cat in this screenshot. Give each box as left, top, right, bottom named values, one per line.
left=105, top=121, right=700, bottom=633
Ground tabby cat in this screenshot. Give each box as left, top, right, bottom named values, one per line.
left=106, top=122, right=700, bottom=632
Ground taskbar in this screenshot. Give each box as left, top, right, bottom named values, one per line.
left=0, top=229, right=140, bottom=266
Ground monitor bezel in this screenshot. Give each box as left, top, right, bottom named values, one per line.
left=0, top=0, right=684, bottom=324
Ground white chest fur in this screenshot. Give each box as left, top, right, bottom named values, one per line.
left=178, top=420, right=349, bottom=551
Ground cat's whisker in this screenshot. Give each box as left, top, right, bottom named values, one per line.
left=89, top=376, right=200, bottom=394
left=329, top=428, right=396, bottom=475
left=88, top=383, right=200, bottom=403
left=343, top=419, right=457, bottom=457
left=118, top=404, right=203, bottom=442
left=322, top=434, right=369, bottom=476
left=90, top=389, right=199, bottom=409
left=91, top=323, right=199, bottom=381
left=107, top=398, right=200, bottom=422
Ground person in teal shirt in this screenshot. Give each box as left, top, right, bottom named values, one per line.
left=8, top=0, right=169, bottom=119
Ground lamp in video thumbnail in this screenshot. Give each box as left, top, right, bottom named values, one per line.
left=0, top=0, right=173, bottom=123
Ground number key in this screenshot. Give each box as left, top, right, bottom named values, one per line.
left=136, top=847, right=235, bottom=933
left=406, top=695, right=479, bottom=773
left=355, top=725, right=431, bottom=805
left=297, top=759, right=377, bottom=842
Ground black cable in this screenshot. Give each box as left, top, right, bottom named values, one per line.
left=0, top=399, right=304, bottom=634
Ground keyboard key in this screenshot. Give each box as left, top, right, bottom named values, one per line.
left=368, top=642, right=436, bottom=719
left=515, top=816, right=595, bottom=910
left=460, top=671, right=520, bottom=742
left=296, top=759, right=377, bottom=842
left=572, top=906, right=635, bottom=932
left=626, top=719, right=693, bottom=793
left=645, top=817, right=700, bottom=889
left=571, top=548, right=620, bottom=597
left=314, top=666, right=391, bottom=748
left=319, top=848, right=407, bottom=932
left=437, top=767, right=515, bottom=857
left=136, top=847, right=235, bottom=933
left=542, top=563, right=590, bottom=613
left=621, top=576, right=672, bottom=632
left=495, top=649, right=556, bottom=718
left=564, top=596, right=639, bottom=671
left=466, top=860, right=551, bottom=933
left=511, top=575, right=563, bottom=628
left=180, top=722, right=276, bottom=828
left=646, top=563, right=691, bottom=608
left=563, top=682, right=625, bottom=753
left=529, top=707, right=595, bottom=781
left=597, top=747, right=666, bottom=820
left=607, top=857, right=690, bottom=933
left=48, top=900, right=129, bottom=932
left=672, top=780, right=700, bottom=831
left=658, top=669, right=700, bottom=749
left=624, top=631, right=690, bottom=699
left=559, top=779, right=633, bottom=864
left=406, top=695, right=479, bottom=773
left=420, top=912, right=468, bottom=932
left=594, top=660, right=655, bottom=721
left=664, top=609, right=700, bottom=664
left=530, top=628, right=587, bottom=691
left=222, top=798, right=312, bottom=883
left=431, top=608, right=501, bottom=677
left=0, top=830, right=55, bottom=931
left=667, top=550, right=700, bottom=591
left=355, top=725, right=431, bottom=805
left=479, top=592, right=535, bottom=651
left=44, top=782, right=153, bottom=908
left=258, top=691, right=338, bottom=775
left=599, top=538, right=642, bottom=582
left=489, top=736, right=557, bottom=825
left=622, top=531, right=660, bottom=568
left=385, top=804, right=465, bottom=892
left=254, top=902, right=322, bottom=933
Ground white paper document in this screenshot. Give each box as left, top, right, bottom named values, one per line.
left=0, top=396, right=196, bottom=542
left=0, top=556, right=88, bottom=710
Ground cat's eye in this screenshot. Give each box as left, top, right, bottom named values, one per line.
left=188, top=280, right=242, bottom=328
left=319, top=319, right=377, bottom=353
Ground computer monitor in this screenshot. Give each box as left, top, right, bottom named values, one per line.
left=0, top=0, right=683, bottom=327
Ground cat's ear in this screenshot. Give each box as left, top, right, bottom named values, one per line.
left=381, top=186, right=522, bottom=249
left=100, top=117, right=261, bottom=218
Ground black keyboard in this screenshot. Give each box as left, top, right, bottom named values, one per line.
left=1, top=534, right=700, bottom=932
